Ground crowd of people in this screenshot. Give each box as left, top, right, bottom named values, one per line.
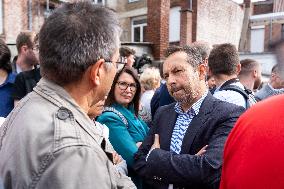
left=1, top=1, right=284, bottom=189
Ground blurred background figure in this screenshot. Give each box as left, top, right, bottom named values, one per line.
left=139, top=67, right=161, bottom=124
left=120, top=46, right=136, bottom=67
left=88, top=97, right=128, bottom=176
left=97, top=67, right=149, bottom=189
left=220, top=39, right=284, bottom=189
left=255, top=64, right=284, bottom=101
left=12, top=31, right=38, bottom=73
left=12, top=33, right=40, bottom=105
left=206, top=75, right=216, bottom=93
left=238, top=59, right=262, bottom=92
left=0, top=39, right=15, bottom=118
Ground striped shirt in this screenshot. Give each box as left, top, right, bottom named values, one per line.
left=170, top=90, right=208, bottom=154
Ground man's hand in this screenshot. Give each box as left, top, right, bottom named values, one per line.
left=195, top=145, right=208, bottom=156
left=113, top=152, right=123, bottom=165
left=150, top=134, right=160, bottom=151
left=136, top=142, right=142, bottom=148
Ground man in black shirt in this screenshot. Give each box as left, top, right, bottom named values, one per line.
left=12, top=34, right=40, bottom=104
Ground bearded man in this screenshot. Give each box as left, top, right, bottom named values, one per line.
left=133, top=46, right=244, bottom=189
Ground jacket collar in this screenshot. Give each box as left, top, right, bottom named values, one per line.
left=180, top=92, right=214, bottom=153
left=34, top=78, right=104, bottom=144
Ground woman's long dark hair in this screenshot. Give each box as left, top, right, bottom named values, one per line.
left=0, top=39, right=12, bottom=73
left=105, top=66, right=141, bottom=117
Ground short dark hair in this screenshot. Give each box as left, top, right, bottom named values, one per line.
left=105, top=67, right=141, bottom=116
left=208, top=43, right=240, bottom=76
left=272, top=64, right=281, bottom=74
left=39, top=1, right=122, bottom=86
left=164, top=45, right=203, bottom=69
left=0, top=39, right=12, bottom=73
left=120, top=47, right=135, bottom=57
left=239, top=59, right=259, bottom=76
left=16, top=31, right=34, bottom=53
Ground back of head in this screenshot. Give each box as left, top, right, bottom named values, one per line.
left=140, top=67, right=161, bottom=91
left=119, top=47, right=135, bottom=57
left=192, top=41, right=212, bottom=61
left=39, top=1, right=122, bottom=86
left=208, top=43, right=239, bottom=76
left=0, top=39, right=12, bottom=73
left=239, top=59, right=259, bottom=77
left=16, top=31, right=34, bottom=53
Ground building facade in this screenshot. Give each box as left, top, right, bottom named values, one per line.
left=116, top=0, right=244, bottom=60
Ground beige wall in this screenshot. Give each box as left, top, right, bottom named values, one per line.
left=196, top=0, right=244, bottom=48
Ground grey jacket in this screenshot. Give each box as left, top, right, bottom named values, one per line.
left=0, top=78, right=136, bottom=189
left=255, top=83, right=284, bottom=101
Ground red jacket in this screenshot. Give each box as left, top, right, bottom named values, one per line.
left=220, top=95, right=284, bottom=189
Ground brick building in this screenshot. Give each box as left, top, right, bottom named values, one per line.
left=239, top=0, right=284, bottom=78
left=240, top=0, right=284, bottom=53
left=117, top=0, right=244, bottom=60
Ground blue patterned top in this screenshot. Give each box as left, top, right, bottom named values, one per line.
left=170, top=91, right=208, bottom=154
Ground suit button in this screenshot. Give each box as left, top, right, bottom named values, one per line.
left=57, top=108, right=69, bottom=120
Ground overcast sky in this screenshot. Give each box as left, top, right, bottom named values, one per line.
left=231, top=0, right=266, bottom=3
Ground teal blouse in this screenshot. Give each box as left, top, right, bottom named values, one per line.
left=97, top=103, right=149, bottom=167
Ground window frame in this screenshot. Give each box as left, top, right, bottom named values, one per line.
left=92, top=0, right=105, bottom=5
left=131, top=17, right=147, bottom=42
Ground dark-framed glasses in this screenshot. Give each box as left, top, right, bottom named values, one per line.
left=117, top=81, right=137, bottom=92
left=105, top=56, right=127, bottom=66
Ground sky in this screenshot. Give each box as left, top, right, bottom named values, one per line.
left=231, top=0, right=266, bottom=3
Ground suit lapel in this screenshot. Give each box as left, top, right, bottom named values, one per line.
left=158, top=103, right=178, bottom=151
left=180, top=93, right=214, bottom=153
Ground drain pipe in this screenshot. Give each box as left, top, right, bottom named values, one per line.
left=28, top=0, right=32, bottom=30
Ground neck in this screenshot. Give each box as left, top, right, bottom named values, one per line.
left=0, top=69, right=8, bottom=85
left=239, top=77, right=254, bottom=91
left=214, top=74, right=238, bottom=87
left=17, top=55, right=34, bottom=72
left=63, top=82, right=93, bottom=114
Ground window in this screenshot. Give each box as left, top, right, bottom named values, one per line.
left=250, top=25, right=265, bottom=53
left=131, top=18, right=147, bottom=42
left=129, top=0, right=139, bottom=2
left=169, top=6, right=181, bottom=42
left=92, top=0, right=105, bottom=5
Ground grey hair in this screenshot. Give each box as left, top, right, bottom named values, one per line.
left=191, top=41, right=212, bottom=61
left=165, top=45, right=203, bottom=69
left=39, top=1, right=122, bottom=85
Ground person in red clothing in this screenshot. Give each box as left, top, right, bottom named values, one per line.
left=220, top=39, right=284, bottom=189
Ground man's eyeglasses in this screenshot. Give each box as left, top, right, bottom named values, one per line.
left=105, top=56, right=127, bottom=66
left=117, top=81, right=137, bottom=92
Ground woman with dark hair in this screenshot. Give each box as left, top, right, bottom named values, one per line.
left=97, top=67, right=149, bottom=189
left=0, top=39, right=16, bottom=117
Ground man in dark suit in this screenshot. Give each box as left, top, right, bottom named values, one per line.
left=133, top=45, right=244, bottom=189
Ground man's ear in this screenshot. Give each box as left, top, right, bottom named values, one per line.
left=236, top=63, right=241, bottom=74
left=20, top=45, right=28, bottom=53
left=198, top=63, right=207, bottom=80
left=90, top=59, right=105, bottom=87
left=253, top=69, right=258, bottom=78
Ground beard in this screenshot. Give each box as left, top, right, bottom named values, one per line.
left=253, top=78, right=262, bottom=90
left=169, top=84, right=201, bottom=105
left=24, top=52, right=39, bottom=66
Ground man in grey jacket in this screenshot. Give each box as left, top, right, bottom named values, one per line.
left=0, top=2, right=135, bottom=189
left=255, top=64, right=284, bottom=101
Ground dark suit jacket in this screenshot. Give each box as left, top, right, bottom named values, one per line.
left=134, top=93, right=245, bottom=189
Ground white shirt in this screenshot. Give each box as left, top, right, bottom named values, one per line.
left=213, top=82, right=246, bottom=108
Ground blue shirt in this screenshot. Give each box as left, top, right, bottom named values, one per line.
left=170, top=91, right=208, bottom=154
left=0, top=72, right=16, bottom=117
